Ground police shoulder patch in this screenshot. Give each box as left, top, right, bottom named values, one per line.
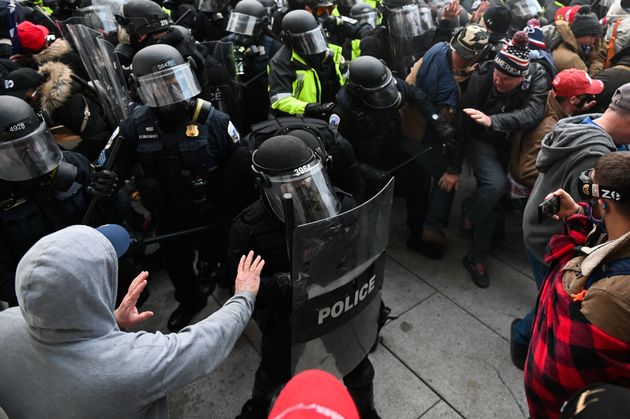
left=227, top=121, right=240, bottom=144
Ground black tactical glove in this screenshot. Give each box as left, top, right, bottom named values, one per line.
left=304, top=102, right=335, bottom=120
left=432, top=116, right=457, bottom=146
left=87, top=169, right=121, bottom=199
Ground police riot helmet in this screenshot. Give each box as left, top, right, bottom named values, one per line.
left=348, top=56, right=401, bottom=109
left=227, top=0, right=269, bottom=36
left=281, top=10, right=328, bottom=55
left=0, top=96, right=62, bottom=182
left=252, top=135, right=340, bottom=225
left=131, top=44, right=201, bottom=108
left=382, top=0, right=433, bottom=36
left=286, top=128, right=331, bottom=167
left=350, top=2, right=377, bottom=28
left=115, top=0, right=170, bottom=37
left=257, top=0, right=277, bottom=17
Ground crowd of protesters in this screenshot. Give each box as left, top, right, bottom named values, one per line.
left=0, top=0, right=630, bottom=417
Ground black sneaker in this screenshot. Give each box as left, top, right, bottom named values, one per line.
left=462, top=254, right=489, bottom=288
left=510, top=318, right=529, bottom=370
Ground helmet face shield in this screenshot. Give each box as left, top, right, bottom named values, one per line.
left=226, top=12, right=261, bottom=36
left=290, top=26, right=328, bottom=55
left=0, top=120, right=62, bottom=182
left=360, top=68, right=401, bottom=109
left=256, top=159, right=340, bottom=225
left=387, top=4, right=433, bottom=37
left=136, top=62, right=201, bottom=107
left=354, top=10, right=377, bottom=28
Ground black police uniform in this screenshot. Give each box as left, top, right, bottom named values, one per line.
left=334, top=80, right=433, bottom=237
left=0, top=151, right=90, bottom=306
left=221, top=33, right=282, bottom=131
left=229, top=193, right=379, bottom=419
left=112, top=104, right=241, bottom=309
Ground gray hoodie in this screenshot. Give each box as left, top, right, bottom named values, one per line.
left=523, top=114, right=617, bottom=263
left=0, top=225, right=255, bottom=419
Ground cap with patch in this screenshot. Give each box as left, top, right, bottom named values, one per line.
left=610, top=82, right=630, bottom=112
left=268, top=369, right=360, bottom=419
left=483, top=5, right=512, bottom=35
left=494, top=31, right=530, bottom=77
left=1, top=67, right=44, bottom=99
left=450, top=24, right=489, bottom=60
left=551, top=68, right=604, bottom=97
left=17, top=21, right=50, bottom=52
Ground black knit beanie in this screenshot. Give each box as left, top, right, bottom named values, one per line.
left=570, top=5, right=602, bottom=38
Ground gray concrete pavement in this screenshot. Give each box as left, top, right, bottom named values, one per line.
left=129, top=175, right=537, bottom=418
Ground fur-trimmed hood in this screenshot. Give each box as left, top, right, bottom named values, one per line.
left=37, top=61, right=74, bottom=114
left=35, top=39, right=73, bottom=66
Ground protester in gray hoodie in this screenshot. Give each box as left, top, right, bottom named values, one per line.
left=511, top=83, right=630, bottom=370
left=0, top=224, right=264, bottom=419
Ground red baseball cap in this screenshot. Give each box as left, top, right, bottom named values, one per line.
left=555, top=5, right=581, bottom=23
left=18, top=21, right=50, bottom=52
left=552, top=69, right=604, bottom=97
left=269, top=370, right=360, bottom=419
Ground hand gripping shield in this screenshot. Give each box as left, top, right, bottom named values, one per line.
left=289, top=178, right=394, bottom=377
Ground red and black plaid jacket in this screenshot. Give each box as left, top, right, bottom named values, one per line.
left=524, top=213, right=630, bottom=419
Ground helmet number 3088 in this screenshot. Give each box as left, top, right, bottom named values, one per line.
left=293, top=164, right=312, bottom=176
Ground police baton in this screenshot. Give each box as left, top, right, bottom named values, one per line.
left=82, top=134, right=124, bottom=225
left=131, top=225, right=214, bottom=248
left=386, top=146, right=432, bottom=176
left=173, top=9, right=192, bottom=26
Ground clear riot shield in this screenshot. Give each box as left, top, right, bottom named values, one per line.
left=290, top=179, right=394, bottom=377
left=387, top=3, right=434, bottom=77
left=61, top=21, right=131, bottom=126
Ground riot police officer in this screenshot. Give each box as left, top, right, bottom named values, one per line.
left=230, top=135, right=381, bottom=419
left=191, top=0, right=232, bottom=41
left=105, top=44, right=242, bottom=332
left=0, top=95, right=91, bottom=306
left=268, top=10, right=346, bottom=118
left=334, top=56, right=456, bottom=252
left=222, top=0, right=282, bottom=131
left=114, top=0, right=224, bottom=106
left=359, top=0, right=435, bottom=77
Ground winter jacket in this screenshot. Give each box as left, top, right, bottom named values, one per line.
left=551, top=20, right=605, bottom=76
left=0, top=225, right=255, bottom=419
left=509, top=91, right=568, bottom=190
left=525, top=214, right=630, bottom=419
left=461, top=60, right=549, bottom=145
left=38, top=61, right=112, bottom=162
left=594, top=46, right=630, bottom=111
left=399, top=42, right=474, bottom=147
left=523, top=114, right=617, bottom=263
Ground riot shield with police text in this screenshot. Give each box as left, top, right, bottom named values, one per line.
left=290, top=179, right=394, bottom=377
left=60, top=21, right=131, bottom=126
left=206, top=40, right=244, bottom=130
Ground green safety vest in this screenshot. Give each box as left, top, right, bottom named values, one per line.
left=270, top=44, right=347, bottom=115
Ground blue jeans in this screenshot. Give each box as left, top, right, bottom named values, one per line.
left=512, top=251, right=548, bottom=346
left=465, top=138, right=509, bottom=262
left=415, top=142, right=455, bottom=233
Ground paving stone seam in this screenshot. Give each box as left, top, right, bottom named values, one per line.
left=380, top=341, right=467, bottom=419
left=416, top=400, right=441, bottom=419
left=386, top=252, right=511, bottom=344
